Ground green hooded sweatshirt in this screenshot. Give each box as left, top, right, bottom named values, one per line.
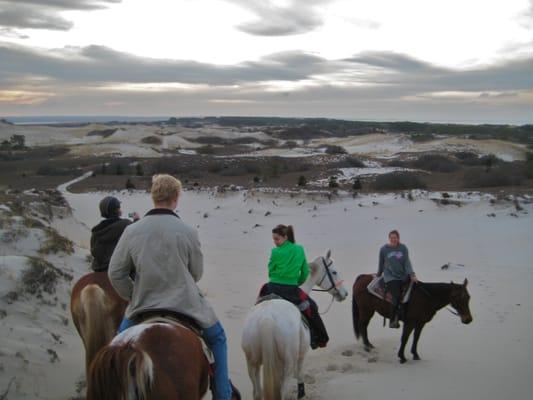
left=268, top=240, right=310, bottom=286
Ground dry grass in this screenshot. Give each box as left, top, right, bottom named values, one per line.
left=38, top=227, right=74, bottom=255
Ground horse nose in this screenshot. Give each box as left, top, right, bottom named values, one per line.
left=462, top=315, right=473, bottom=324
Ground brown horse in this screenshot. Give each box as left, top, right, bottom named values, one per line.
left=70, top=271, right=127, bottom=373
left=352, top=274, right=472, bottom=363
left=86, top=322, right=210, bottom=400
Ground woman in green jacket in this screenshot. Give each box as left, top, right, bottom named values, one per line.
left=259, top=224, right=329, bottom=349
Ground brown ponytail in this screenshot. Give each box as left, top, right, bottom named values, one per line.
left=272, top=224, right=296, bottom=243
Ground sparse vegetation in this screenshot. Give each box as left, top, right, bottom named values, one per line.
left=21, top=256, right=72, bottom=298
left=38, top=227, right=74, bottom=255
left=463, top=167, right=522, bottom=188
left=298, top=175, right=307, bottom=187
left=373, top=172, right=427, bottom=191
left=412, top=154, right=461, bottom=173
left=196, top=145, right=216, bottom=155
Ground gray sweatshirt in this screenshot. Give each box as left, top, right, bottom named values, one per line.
left=377, top=243, right=414, bottom=283
left=108, top=208, right=218, bottom=328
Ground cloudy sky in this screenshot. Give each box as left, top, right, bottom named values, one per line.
left=0, top=0, right=532, bottom=123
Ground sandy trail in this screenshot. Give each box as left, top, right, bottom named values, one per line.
left=52, top=174, right=533, bottom=399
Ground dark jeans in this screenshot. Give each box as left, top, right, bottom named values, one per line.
left=259, top=283, right=329, bottom=347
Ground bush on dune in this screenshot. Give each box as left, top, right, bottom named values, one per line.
left=373, top=172, right=427, bottom=190
left=412, top=154, right=461, bottom=173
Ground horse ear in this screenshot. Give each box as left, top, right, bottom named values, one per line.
left=463, top=278, right=468, bottom=287
left=326, top=249, right=331, bottom=259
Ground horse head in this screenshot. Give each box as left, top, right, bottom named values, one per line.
left=450, top=278, right=473, bottom=324
left=309, top=249, right=349, bottom=302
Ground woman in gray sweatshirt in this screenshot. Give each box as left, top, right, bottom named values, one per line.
left=377, top=230, right=418, bottom=328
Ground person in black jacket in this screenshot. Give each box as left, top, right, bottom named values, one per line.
left=90, top=196, right=139, bottom=272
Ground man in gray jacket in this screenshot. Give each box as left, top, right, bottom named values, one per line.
left=109, top=174, right=239, bottom=400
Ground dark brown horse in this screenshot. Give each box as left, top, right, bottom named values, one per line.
left=87, top=322, right=210, bottom=400
left=352, top=274, right=472, bottom=363
left=70, top=271, right=127, bottom=373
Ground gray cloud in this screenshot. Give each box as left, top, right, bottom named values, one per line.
left=0, top=43, right=338, bottom=86
left=0, top=44, right=531, bottom=123
left=0, top=1, right=121, bottom=31
left=224, top=0, right=331, bottom=36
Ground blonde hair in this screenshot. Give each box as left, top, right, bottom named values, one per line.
left=151, top=174, right=182, bottom=204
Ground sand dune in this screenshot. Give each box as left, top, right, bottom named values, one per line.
left=52, top=176, right=533, bottom=399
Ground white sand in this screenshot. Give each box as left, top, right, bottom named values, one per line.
left=51, top=174, right=533, bottom=400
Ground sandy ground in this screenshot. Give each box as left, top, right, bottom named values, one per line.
left=48, top=175, right=533, bottom=399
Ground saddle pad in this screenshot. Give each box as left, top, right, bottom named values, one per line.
left=141, top=316, right=214, bottom=365
left=367, top=276, right=413, bottom=304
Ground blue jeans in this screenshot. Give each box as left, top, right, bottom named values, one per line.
left=203, top=321, right=232, bottom=400
left=117, top=318, right=232, bottom=400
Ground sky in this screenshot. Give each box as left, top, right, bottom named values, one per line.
left=0, top=0, right=532, bottom=123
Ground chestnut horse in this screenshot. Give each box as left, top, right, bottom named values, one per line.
left=70, top=271, right=127, bottom=373
left=352, top=274, right=472, bottom=363
left=86, top=322, right=210, bottom=400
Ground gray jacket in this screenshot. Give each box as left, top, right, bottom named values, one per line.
left=108, top=208, right=218, bottom=328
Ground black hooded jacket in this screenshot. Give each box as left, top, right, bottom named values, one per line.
left=90, top=218, right=132, bottom=272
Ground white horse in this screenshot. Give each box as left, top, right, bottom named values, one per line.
left=241, top=249, right=348, bottom=400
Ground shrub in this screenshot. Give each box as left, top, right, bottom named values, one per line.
left=328, top=176, right=339, bottom=188
left=412, top=154, right=460, bottom=173
left=324, top=145, right=347, bottom=155
left=373, top=172, right=427, bottom=191
left=463, top=168, right=522, bottom=188
left=352, top=178, right=362, bottom=190
left=298, top=175, right=307, bottom=187
left=39, top=228, right=74, bottom=255
left=410, top=133, right=435, bottom=142
left=125, top=178, right=135, bottom=189
left=36, top=165, right=74, bottom=176
left=338, top=156, right=366, bottom=168
left=196, top=145, right=216, bottom=155
left=141, top=136, right=163, bottom=145
left=135, top=163, right=144, bottom=176
left=22, top=256, right=72, bottom=297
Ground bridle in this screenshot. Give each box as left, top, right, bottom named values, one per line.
left=312, top=257, right=343, bottom=295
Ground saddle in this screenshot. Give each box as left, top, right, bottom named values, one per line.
left=134, top=310, right=214, bottom=364
left=367, top=276, right=413, bottom=304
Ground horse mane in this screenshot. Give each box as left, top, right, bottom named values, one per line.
left=417, top=282, right=455, bottom=295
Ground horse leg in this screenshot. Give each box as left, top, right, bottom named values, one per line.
left=411, top=323, right=425, bottom=360
left=245, top=358, right=262, bottom=400
left=296, top=351, right=306, bottom=399
left=397, top=322, right=414, bottom=364
left=361, top=310, right=375, bottom=352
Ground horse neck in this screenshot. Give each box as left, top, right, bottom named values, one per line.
left=421, top=283, right=453, bottom=311
left=299, top=259, right=322, bottom=295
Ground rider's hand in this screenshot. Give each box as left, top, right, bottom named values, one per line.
left=132, top=211, right=141, bottom=221
left=411, top=275, right=418, bottom=283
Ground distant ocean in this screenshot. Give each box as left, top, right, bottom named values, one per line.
left=6, top=116, right=171, bottom=125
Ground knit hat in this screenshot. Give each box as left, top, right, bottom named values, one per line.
left=99, top=196, right=121, bottom=218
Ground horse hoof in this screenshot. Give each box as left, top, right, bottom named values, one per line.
left=399, top=358, right=407, bottom=364
left=413, top=354, right=421, bottom=361
left=298, top=383, right=305, bottom=398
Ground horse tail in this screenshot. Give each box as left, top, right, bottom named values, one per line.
left=87, top=343, right=153, bottom=400
left=77, top=284, right=114, bottom=372
left=352, top=292, right=360, bottom=340
left=261, top=319, right=282, bottom=400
